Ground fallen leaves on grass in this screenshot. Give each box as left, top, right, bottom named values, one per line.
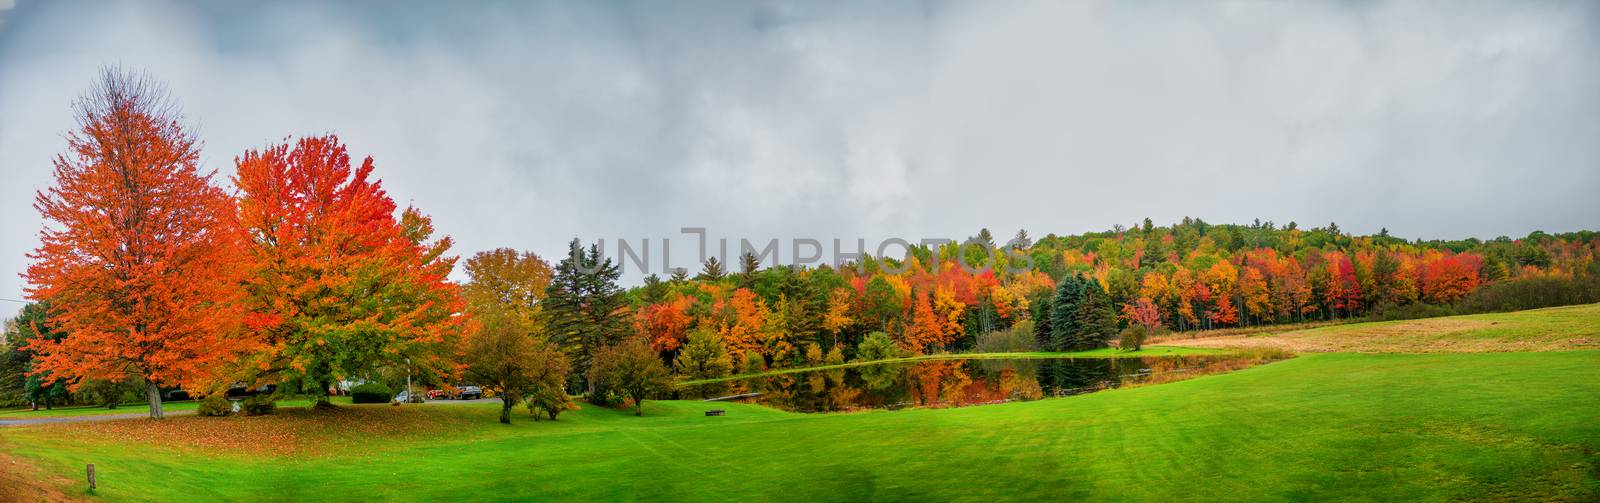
left=32, top=405, right=466, bottom=458
left=0, top=448, right=81, bottom=503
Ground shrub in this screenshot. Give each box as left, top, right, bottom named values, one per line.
left=588, top=338, right=672, bottom=416
left=1360, top=275, right=1600, bottom=323
left=1455, top=275, right=1600, bottom=313
left=196, top=395, right=233, bottom=417
left=350, top=382, right=393, bottom=404
left=241, top=395, right=276, bottom=416
left=976, top=319, right=1038, bottom=353
left=526, top=384, right=579, bottom=421
left=824, top=345, right=846, bottom=365
left=1118, top=325, right=1147, bottom=352
left=856, top=331, right=901, bottom=361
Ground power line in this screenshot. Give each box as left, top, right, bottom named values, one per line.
left=0, top=298, right=31, bottom=304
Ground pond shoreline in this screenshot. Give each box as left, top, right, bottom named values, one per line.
left=678, top=346, right=1227, bottom=386
left=687, top=352, right=1285, bottom=413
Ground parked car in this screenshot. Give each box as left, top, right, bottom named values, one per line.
left=224, top=383, right=276, bottom=399
left=456, top=385, right=483, bottom=400
left=426, top=388, right=449, bottom=401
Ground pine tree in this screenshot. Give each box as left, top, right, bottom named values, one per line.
left=544, top=239, right=627, bottom=395
left=740, top=251, right=760, bottom=276
left=1031, top=291, right=1054, bottom=349
left=1011, top=229, right=1031, bottom=249
left=1050, top=275, right=1085, bottom=351
left=698, top=257, right=726, bottom=281
left=1077, top=278, right=1118, bottom=349
left=639, top=274, right=667, bottom=303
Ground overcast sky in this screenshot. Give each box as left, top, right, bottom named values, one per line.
left=1, top=0, right=1597, bottom=306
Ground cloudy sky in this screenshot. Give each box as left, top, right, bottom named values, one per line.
left=1, top=0, right=1597, bottom=304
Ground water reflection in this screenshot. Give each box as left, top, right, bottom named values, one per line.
left=686, top=355, right=1275, bottom=413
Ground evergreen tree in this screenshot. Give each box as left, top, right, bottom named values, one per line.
left=639, top=274, right=668, bottom=303
left=1077, top=278, right=1118, bottom=349
left=544, top=239, right=627, bottom=395
left=1050, top=275, right=1085, bottom=351
left=739, top=251, right=761, bottom=285
left=5, top=302, right=70, bottom=410
left=1011, top=229, right=1031, bottom=249
left=1031, top=290, right=1054, bottom=349
left=977, top=228, right=996, bottom=248
left=697, top=257, right=726, bottom=281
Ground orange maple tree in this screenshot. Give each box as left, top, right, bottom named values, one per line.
left=25, top=69, right=248, bottom=419
left=234, top=135, right=464, bottom=403
left=634, top=296, right=693, bottom=353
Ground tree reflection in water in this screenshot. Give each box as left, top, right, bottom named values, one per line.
left=702, top=354, right=1283, bottom=413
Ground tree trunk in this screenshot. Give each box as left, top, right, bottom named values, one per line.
left=315, top=380, right=335, bottom=408
left=633, top=394, right=643, bottom=416
left=499, top=394, right=514, bottom=424
left=144, top=381, right=165, bottom=419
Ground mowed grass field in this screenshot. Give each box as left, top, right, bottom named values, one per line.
left=1173, top=302, right=1600, bottom=353
left=2, top=305, right=1598, bottom=502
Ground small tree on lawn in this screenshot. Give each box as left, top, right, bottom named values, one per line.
left=588, top=337, right=672, bottom=416
left=527, top=380, right=577, bottom=421
left=464, top=308, right=569, bottom=424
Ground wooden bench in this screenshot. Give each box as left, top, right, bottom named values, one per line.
left=705, top=409, right=726, bottom=416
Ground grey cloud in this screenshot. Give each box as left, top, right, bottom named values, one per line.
left=1, top=0, right=1597, bottom=304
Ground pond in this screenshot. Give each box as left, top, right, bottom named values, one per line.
left=680, top=354, right=1282, bottom=413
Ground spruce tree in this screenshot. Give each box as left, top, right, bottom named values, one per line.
left=1050, top=275, right=1084, bottom=351
left=697, top=256, right=725, bottom=281
left=1031, top=291, right=1054, bottom=350
left=739, top=249, right=758, bottom=283
left=544, top=239, right=627, bottom=395
left=1077, top=278, right=1118, bottom=349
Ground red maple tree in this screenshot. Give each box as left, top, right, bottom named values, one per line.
left=26, top=69, right=248, bottom=419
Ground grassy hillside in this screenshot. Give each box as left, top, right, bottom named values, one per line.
left=4, top=351, right=1596, bottom=501
left=1170, top=302, right=1600, bottom=352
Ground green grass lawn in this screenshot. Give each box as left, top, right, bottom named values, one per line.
left=1174, top=302, right=1600, bottom=353
left=3, top=351, right=1596, bottom=501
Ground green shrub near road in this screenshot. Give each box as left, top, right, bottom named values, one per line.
left=196, top=395, right=232, bottom=417
left=350, top=383, right=393, bottom=404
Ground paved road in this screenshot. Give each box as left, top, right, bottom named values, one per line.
left=0, top=410, right=196, bottom=427
left=423, top=397, right=499, bottom=405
